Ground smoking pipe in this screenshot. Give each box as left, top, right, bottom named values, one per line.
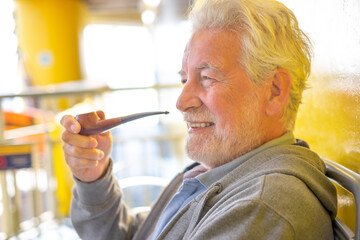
left=75, top=111, right=169, bottom=136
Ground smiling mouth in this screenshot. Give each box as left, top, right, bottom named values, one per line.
left=187, top=122, right=215, bottom=129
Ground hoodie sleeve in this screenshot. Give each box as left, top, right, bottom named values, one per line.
left=70, top=160, right=146, bottom=240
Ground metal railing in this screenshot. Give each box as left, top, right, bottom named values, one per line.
left=0, top=81, right=184, bottom=239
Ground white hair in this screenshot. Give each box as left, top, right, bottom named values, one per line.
left=188, top=0, right=312, bottom=131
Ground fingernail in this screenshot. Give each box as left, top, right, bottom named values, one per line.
left=91, top=139, right=98, bottom=148
left=71, top=125, right=77, bottom=132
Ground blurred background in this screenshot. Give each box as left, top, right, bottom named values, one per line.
left=0, top=0, right=359, bottom=239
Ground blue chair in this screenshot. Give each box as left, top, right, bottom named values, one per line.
left=323, top=157, right=360, bottom=240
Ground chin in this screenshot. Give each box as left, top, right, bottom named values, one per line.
left=185, top=143, right=233, bottom=169
left=185, top=132, right=264, bottom=169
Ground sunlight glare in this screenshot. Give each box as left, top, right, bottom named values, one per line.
left=0, top=1, right=20, bottom=94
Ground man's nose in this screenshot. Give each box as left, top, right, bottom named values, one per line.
left=176, top=80, right=202, bottom=112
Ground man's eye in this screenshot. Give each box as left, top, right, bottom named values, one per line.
left=181, top=78, right=187, bottom=84
left=202, top=75, right=214, bottom=80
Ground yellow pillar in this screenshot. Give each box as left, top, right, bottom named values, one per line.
left=14, top=0, right=87, bottom=218
left=14, top=0, right=84, bottom=86
left=50, top=125, right=75, bottom=217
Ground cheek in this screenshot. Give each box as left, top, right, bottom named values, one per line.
left=204, top=90, right=241, bottom=126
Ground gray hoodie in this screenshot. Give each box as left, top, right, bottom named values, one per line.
left=71, top=141, right=337, bottom=240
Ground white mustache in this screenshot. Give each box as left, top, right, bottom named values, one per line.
left=182, top=108, right=216, bottom=122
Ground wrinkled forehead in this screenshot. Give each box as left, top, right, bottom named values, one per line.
left=181, top=29, right=243, bottom=71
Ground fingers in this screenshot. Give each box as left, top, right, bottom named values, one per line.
left=62, top=141, right=104, bottom=173
left=60, top=115, right=81, bottom=134
left=64, top=153, right=99, bottom=170
left=62, top=126, right=105, bottom=171
left=60, top=112, right=111, bottom=182
left=62, top=142, right=104, bottom=161
left=62, top=130, right=98, bottom=149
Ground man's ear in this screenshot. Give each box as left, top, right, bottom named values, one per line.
left=265, top=68, right=292, bottom=116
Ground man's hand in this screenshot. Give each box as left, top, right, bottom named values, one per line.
left=60, top=111, right=113, bottom=182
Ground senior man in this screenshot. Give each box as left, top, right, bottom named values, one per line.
left=61, top=0, right=337, bottom=239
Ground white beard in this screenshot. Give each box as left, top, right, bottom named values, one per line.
left=184, top=95, right=264, bottom=169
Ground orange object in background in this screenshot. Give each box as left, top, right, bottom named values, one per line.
left=3, top=111, right=34, bottom=130
left=3, top=109, right=47, bottom=156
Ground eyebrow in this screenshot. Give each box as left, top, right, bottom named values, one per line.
left=178, top=62, right=222, bottom=76
left=196, top=62, right=221, bottom=71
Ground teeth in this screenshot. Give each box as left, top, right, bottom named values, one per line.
left=189, top=122, right=213, bottom=128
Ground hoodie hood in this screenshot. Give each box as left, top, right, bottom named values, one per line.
left=215, top=140, right=338, bottom=219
